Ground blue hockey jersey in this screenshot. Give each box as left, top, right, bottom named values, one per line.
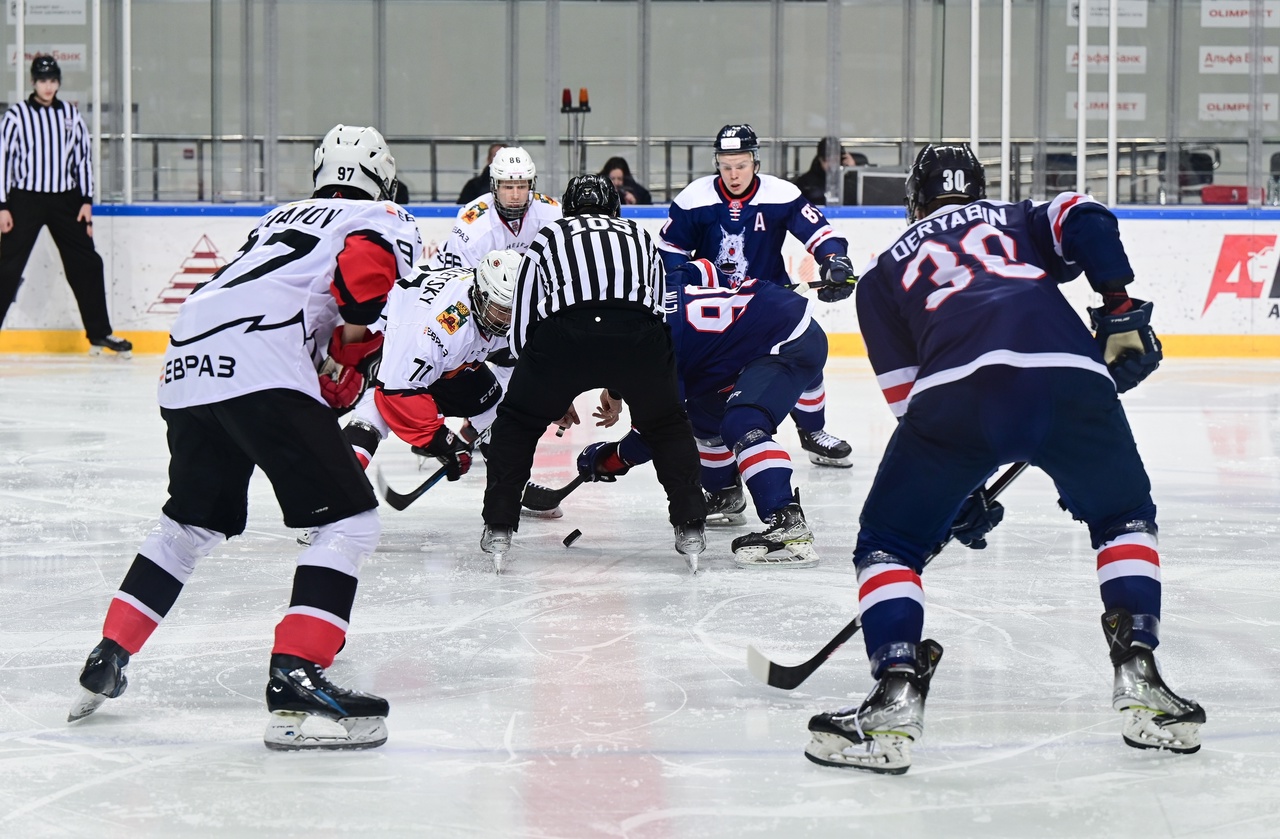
left=658, top=173, right=847, bottom=287
left=664, top=259, right=815, bottom=400
left=856, top=193, right=1131, bottom=417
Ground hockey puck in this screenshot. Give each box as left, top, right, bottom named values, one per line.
left=563, top=528, right=582, bottom=547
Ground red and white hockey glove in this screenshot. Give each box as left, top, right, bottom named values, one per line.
left=318, top=329, right=384, bottom=413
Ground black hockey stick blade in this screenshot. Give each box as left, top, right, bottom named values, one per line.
left=746, top=615, right=862, bottom=691
left=521, top=475, right=586, bottom=512
left=746, top=460, right=1030, bottom=689
left=375, top=465, right=450, bottom=511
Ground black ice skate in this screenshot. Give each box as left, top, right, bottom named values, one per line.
left=68, top=638, right=131, bottom=722
left=481, top=524, right=513, bottom=574
left=805, top=640, right=944, bottom=775
left=263, top=654, right=389, bottom=751
left=797, top=428, right=852, bottom=468
left=705, top=477, right=747, bottom=527
left=88, top=334, right=133, bottom=358
left=674, top=520, right=706, bottom=574
left=730, top=490, right=818, bottom=568
left=1102, top=608, right=1205, bottom=754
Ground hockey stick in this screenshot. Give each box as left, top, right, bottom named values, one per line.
left=521, top=475, right=586, bottom=512
left=746, top=460, right=1029, bottom=690
left=375, top=465, right=450, bottom=512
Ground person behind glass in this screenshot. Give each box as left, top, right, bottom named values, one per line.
left=0, top=55, right=131, bottom=355
left=479, top=175, right=707, bottom=573
left=791, top=137, right=858, bottom=206
left=456, top=142, right=504, bottom=205
left=599, top=156, right=652, bottom=205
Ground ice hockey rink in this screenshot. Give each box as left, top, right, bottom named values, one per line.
left=1, top=355, right=1277, bottom=838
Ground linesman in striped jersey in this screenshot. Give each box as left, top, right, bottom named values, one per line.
left=0, top=55, right=131, bottom=355
left=480, top=174, right=707, bottom=572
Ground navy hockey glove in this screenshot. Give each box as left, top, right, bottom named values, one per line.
left=1088, top=298, right=1162, bottom=393
left=816, top=255, right=858, bottom=302
left=412, top=426, right=472, bottom=481
left=949, top=487, right=1005, bottom=550
left=318, top=329, right=383, bottom=414
left=577, top=441, right=631, bottom=483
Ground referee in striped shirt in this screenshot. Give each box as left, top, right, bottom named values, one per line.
left=0, top=55, right=129, bottom=355
left=481, top=174, right=706, bottom=563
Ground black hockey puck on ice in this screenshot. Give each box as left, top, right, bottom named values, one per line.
left=563, top=529, right=582, bottom=547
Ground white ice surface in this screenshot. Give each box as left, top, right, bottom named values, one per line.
left=1, top=356, right=1278, bottom=838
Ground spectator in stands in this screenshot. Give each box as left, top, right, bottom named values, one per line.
left=792, top=137, right=860, bottom=206
left=457, top=143, right=504, bottom=205
left=599, top=156, right=652, bottom=205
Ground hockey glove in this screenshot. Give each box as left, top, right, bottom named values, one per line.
left=412, top=425, right=472, bottom=481
left=949, top=487, right=1005, bottom=550
left=318, top=329, right=384, bottom=413
left=816, top=255, right=858, bottom=302
left=1087, top=298, right=1162, bottom=393
left=577, top=441, right=631, bottom=483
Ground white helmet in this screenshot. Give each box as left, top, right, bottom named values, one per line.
left=471, top=249, right=521, bottom=338
left=489, top=146, right=537, bottom=221
left=313, top=124, right=397, bottom=201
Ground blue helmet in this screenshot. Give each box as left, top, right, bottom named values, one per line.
left=714, top=124, right=760, bottom=160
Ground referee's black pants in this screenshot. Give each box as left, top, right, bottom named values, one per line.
left=0, top=189, right=112, bottom=340
left=483, top=307, right=706, bottom=530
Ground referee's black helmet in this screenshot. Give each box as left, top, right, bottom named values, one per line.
left=31, top=55, right=61, bottom=82
left=561, top=174, right=620, bottom=217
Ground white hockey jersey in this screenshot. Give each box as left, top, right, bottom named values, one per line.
left=158, top=198, right=423, bottom=409
left=377, top=267, right=506, bottom=394
left=432, top=192, right=562, bottom=269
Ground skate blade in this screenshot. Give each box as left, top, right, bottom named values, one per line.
left=706, top=511, right=746, bottom=527
left=1120, top=709, right=1202, bottom=754
left=88, top=347, right=133, bottom=360
left=67, top=688, right=107, bottom=723
left=490, top=550, right=507, bottom=575
left=803, top=731, right=912, bottom=775
left=264, top=711, right=388, bottom=751
left=806, top=453, right=852, bottom=468
left=682, top=551, right=700, bottom=575
left=520, top=506, right=563, bottom=519
left=732, top=543, right=819, bottom=568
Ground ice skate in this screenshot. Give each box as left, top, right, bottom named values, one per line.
left=805, top=640, right=943, bottom=775
left=674, top=520, right=706, bottom=574
left=263, top=654, right=389, bottom=751
left=1102, top=608, right=1205, bottom=754
left=88, top=334, right=133, bottom=359
left=481, top=524, right=513, bottom=574
left=68, top=638, right=130, bottom=722
left=730, top=490, right=818, bottom=568
left=296, top=527, right=318, bottom=547
left=797, top=428, right=852, bottom=468
left=704, top=477, right=747, bottom=527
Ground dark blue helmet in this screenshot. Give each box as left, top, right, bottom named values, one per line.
left=561, top=174, right=621, bottom=217
left=714, top=124, right=759, bottom=159
left=30, top=55, right=61, bottom=82
left=906, top=143, right=986, bottom=221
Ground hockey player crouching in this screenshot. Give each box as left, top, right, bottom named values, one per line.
left=575, top=258, right=840, bottom=568
left=69, top=124, right=423, bottom=750
left=340, top=250, right=521, bottom=479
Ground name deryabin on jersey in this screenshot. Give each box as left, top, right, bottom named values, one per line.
left=889, top=203, right=1010, bottom=262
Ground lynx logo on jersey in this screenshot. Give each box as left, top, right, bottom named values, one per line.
left=717, top=227, right=749, bottom=285
left=461, top=202, right=490, bottom=224
left=437, top=300, right=471, bottom=334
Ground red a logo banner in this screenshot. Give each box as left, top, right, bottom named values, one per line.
left=1202, top=234, right=1278, bottom=315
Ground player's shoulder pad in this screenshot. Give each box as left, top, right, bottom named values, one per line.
left=672, top=175, right=722, bottom=210
left=754, top=174, right=804, bottom=205
left=459, top=199, right=490, bottom=224
left=533, top=192, right=560, bottom=206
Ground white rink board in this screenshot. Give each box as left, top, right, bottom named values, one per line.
left=2, top=206, right=1279, bottom=340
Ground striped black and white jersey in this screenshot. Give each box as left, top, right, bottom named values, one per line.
left=0, top=95, right=92, bottom=204
left=510, top=214, right=664, bottom=357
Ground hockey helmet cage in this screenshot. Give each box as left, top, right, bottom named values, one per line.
left=472, top=249, right=521, bottom=338
left=714, top=124, right=760, bottom=161
left=489, top=146, right=537, bottom=221
left=905, top=143, right=986, bottom=222
left=561, top=174, right=621, bottom=217
left=31, top=55, right=61, bottom=82
left=312, top=124, right=397, bottom=201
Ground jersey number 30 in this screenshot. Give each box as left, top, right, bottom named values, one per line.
left=902, top=222, right=1045, bottom=310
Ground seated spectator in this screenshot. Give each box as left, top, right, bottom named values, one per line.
left=457, top=143, right=504, bottom=204
left=792, top=137, right=862, bottom=205
left=599, top=156, right=652, bottom=205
